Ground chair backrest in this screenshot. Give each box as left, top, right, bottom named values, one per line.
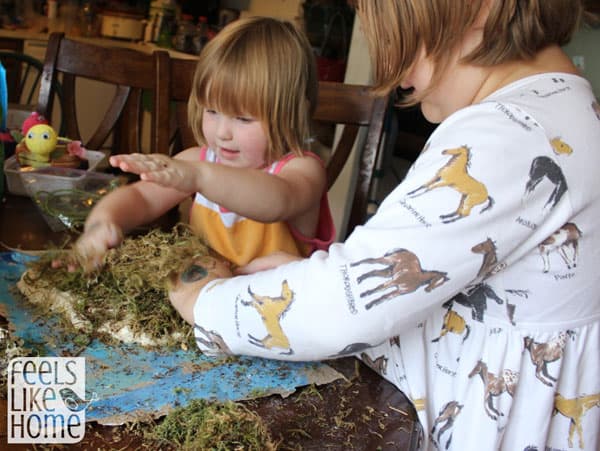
left=36, top=32, right=171, bottom=154
left=0, top=51, right=64, bottom=134
left=313, top=81, right=389, bottom=237
left=0, top=51, right=44, bottom=106
left=165, top=57, right=389, bottom=237
left=167, top=56, right=198, bottom=154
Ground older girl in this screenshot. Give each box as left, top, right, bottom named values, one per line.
left=171, top=1, right=600, bottom=449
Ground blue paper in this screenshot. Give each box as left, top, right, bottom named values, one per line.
left=0, top=252, right=340, bottom=425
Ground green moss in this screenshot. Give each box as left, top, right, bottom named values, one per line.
left=147, top=399, right=276, bottom=450
left=0, top=323, right=35, bottom=399
left=21, top=224, right=211, bottom=348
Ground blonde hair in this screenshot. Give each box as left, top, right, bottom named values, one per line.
left=187, top=16, right=318, bottom=162
left=354, top=0, right=584, bottom=102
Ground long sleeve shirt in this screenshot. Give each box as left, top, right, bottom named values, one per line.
left=193, top=73, right=600, bottom=451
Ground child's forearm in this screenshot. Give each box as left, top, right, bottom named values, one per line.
left=197, top=164, right=296, bottom=221
left=196, top=160, right=322, bottom=223
left=84, top=184, right=153, bottom=233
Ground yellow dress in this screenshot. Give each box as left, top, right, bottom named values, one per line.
left=189, top=147, right=335, bottom=266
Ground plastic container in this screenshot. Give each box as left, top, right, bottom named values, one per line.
left=3, top=150, right=106, bottom=196
left=24, top=170, right=121, bottom=232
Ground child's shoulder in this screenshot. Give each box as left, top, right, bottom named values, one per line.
left=279, top=150, right=325, bottom=165
left=271, top=150, right=325, bottom=173
left=175, top=146, right=208, bottom=162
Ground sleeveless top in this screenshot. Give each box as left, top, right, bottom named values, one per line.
left=189, top=147, right=335, bottom=266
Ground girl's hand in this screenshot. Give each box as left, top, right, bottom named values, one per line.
left=110, top=153, right=198, bottom=192
left=54, top=221, right=123, bottom=272
left=235, top=251, right=303, bottom=275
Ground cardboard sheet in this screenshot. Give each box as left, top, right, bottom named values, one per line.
left=0, top=252, right=342, bottom=425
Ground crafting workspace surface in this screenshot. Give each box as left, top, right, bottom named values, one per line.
left=0, top=193, right=420, bottom=449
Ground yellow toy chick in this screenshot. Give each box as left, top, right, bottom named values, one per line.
left=16, top=122, right=86, bottom=169
left=23, top=124, right=58, bottom=165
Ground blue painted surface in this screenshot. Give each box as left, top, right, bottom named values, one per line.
left=0, top=252, right=326, bottom=423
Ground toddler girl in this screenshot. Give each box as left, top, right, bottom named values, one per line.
left=76, top=16, right=334, bottom=269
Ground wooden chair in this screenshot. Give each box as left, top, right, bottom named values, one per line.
left=0, top=51, right=64, bottom=134
left=166, top=56, right=198, bottom=155
left=36, top=32, right=171, bottom=155
left=0, top=51, right=45, bottom=106
left=314, top=81, right=389, bottom=237
left=164, top=57, right=389, bottom=237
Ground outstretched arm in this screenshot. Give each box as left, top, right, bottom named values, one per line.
left=69, top=153, right=196, bottom=271
left=110, top=151, right=326, bottom=227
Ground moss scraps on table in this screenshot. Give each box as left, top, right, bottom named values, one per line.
left=142, top=398, right=277, bottom=450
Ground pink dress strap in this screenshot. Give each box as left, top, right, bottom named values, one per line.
left=271, top=151, right=335, bottom=253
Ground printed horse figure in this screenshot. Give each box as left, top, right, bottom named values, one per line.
left=524, top=330, right=574, bottom=387
left=194, top=324, right=232, bottom=355
left=448, top=283, right=505, bottom=322
left=538, top=222, right=581, bottom=273
left=389, top=335, right=401, bottom=347
left=407, top=145, right=494, bottom=223
left=330, top=342, right=373, bottom=357
left=550, top=137, right=573, bottom=155
left=524, top=156, right=567, bottom=211
left=470, top=239, right=515, bottom=321
left=471, top=237, right=504, bottom=279
left=468, top=360, right=519, bottom=420
left=553, top=392, right=600, bottom=449
left=242, top=280, right=294, bottom=355
left=431, top=400, right=463, bottom=450
left=431, top=307, right=470, bottom=345
left=351, top=248, right=448, bottom=310
left=360, top=352, right=388, bottom=376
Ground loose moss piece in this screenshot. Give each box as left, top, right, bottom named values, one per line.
left=20, top=224, right=212, bottom=348
left=147, top=399, right=276, bottom=450
left=0, top=320, right=35, bottom=399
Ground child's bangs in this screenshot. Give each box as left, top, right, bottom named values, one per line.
left=201, top=62, right=265, bottom=119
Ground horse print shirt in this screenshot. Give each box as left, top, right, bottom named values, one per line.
left=193, top=73, right=600, bottom=450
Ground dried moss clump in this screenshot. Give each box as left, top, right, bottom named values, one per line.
left=147, top=399, right=276, bottom=450
left=21, top=224, right=212, bottom=348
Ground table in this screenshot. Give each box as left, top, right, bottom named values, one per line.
left=0, top=192, right=421, bottom=450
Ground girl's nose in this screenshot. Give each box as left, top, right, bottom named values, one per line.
left=216, top=117, right=233, bottom=140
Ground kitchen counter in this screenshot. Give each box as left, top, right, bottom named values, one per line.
left=0, top=26, right=197, bottom=59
